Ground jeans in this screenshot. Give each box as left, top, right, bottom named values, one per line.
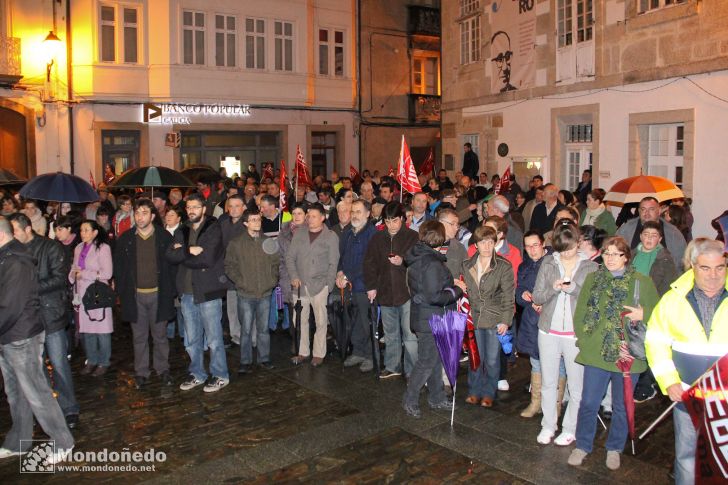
left=131, top=291, right=169, bottom=378
left=0, top=332, right=74, bottom=451
left=83, top=333, right=111, bottom=367
left=674, top=406, right=696, bottom=485
left=381, top=301, right=418, bottom=375
left=575, top=365, right=638, bottom=453
left=238, top=295, right=271, bottom=365
left=467, top=328, right=501, bottom=399
left=403, top=332, right=445, bottom=407
left=44, top=329, right=79, bottom=416
left=529, top=356, right=567, bottom=377
left=167, top=305, right=186, bottom=340
left=180, top=294, right=229, bottom=381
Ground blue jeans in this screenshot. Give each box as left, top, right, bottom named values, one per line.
left=180, top=294, right=228, bottom=381
left=0, top=332, right=74, bottom=451
left=381, top=301, right=417, bottom=375
left=673, top=406, right=696, bottom=485
left=44, top=329, right=79, bottom=416
left=238, top=295, right=271, bottom=365
left=530, top=356, right=567, bottom=377
left=83, top=333, right=111, bottom=367
left=467, top=328, right=501, bottom=399
left=575, top=365, right=638, bottom=453
left=167, top=305, right=186, bottom=340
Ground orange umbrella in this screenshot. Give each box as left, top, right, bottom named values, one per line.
left=603, top=175, right=684, bottom=206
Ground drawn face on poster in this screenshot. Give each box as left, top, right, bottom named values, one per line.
left=491, top=31, right=516, bottom=92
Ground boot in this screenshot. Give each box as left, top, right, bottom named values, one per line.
left=556, top=377, right=567, bottom=417
left=520, top=372, right=542, bottom=418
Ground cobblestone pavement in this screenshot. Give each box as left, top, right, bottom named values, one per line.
left=0, top=319, right=675, bottom=484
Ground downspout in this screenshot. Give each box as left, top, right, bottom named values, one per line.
left=356, top=0, right=362, bottom=172
left=66, top=0, right=74, bottom=174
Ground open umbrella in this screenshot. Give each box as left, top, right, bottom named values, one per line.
left=429, top=310, right=467, bottom=426
left=327, top=285, right=354, bottom=362
left=181, top=165, right=223, bottom=184
left=604, top=175, right=684, bottom=206
left=0, top=169, right=27, bottom=186
left=20, top=172, right=98, bottom=203
left=368, top=301, right=382, bottom=379
left=112, top=166, right=194, bottom=189
left=617, top=311, right=637, bottom=455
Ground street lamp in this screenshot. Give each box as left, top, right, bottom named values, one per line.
left=43, top=30, right=62, bottom=82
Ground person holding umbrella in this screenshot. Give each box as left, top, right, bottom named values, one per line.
left=402, top=221, right=466, bottom=418
left=568, top=236, right=659, bottom=470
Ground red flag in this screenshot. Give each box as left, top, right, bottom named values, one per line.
left=263, top=163, right=274, bottom=180
left=279, top=159, right=289, bottom=212
left=388, top=166, right=395, bottom=179
left=457, top=282, right=481, bottom=371
left=684, top=353, right=728, bottom=484
left=295, top=145, right=312, bottom=188
left=499, top=166, right=511, bottom=194
left=349, top=165, right=362, bottom=185
left=397, top=135, right=422, bottom=194
left=419, top=147, right=435, bottom=176
left=89, top=170, right=96, bottom=190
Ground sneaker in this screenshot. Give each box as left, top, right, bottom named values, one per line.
left=568, top=448, right=588, bottom=466
left=379, top=369, right=402, bottom=379
left=359, top=360, right=374, bottom=373
left=179, top=375, right=206, bottom=391
left=429, top=399, right=453, bottom=410
left=160, top=371, right=174, bottom=386
left=554, top=432, right=576, bottom=446
left=343, top=355, right=365, bottom=367
left=0, top=448, right=25, bottom=460
left=498, top=380, right=510, bottom=391
left=402, top=403, right=421, bottom=418
left=203, top=377, right=229, bottom=393
left=536, top=428, right=555, bottom=445
left=606, top=451, right=620, bottom=470
left=47, top=446, right=74, bottom=465
left=65, top=414, right=80, bottom=429
left=634, top=386, right=657, bottom=403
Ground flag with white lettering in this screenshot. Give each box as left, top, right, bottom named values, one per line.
left=279, top=159, right=289, bottom=212
left=397, top=135, right=422, bottom=195
left=419, top=147, right=435, bottom=176
left=295, top=145, right=312, bottom=188
left=350, top=165, right=362, bottom=185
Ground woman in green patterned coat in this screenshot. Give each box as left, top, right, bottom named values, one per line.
left=568, top=236, right=659, bottom=471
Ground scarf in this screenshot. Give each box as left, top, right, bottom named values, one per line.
left=583, top=204, right=605, bottom=225
left=582, top=265, right=636, bottom=362
left=78, top=242, right=93, bottom=270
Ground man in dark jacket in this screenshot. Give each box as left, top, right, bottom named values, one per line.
left=166, top=194, right=229, bottom=393
left=8, top=213, right=79, bottom=429
left=0, top=217, right=74, bottom=460
left=218, top=194, right=246, bottom=346
left=364, top=202, right=420, bottom=379
left=224, top=208, right=280, bottom=375
left=114, top=199, right=176, bottom=389
left=336, top=200, right=377, bottom=373
left=462, top=143, right=479, bottom=180
left=530, top=183, right=564, bottom=234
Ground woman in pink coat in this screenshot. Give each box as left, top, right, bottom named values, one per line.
left=70, top=220, right=114, bottom=376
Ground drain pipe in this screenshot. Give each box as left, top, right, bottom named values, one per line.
left=65, top=0, right=75, bottom=174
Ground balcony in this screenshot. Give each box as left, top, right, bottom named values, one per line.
left=0, top=37, right=22, bottom=85
left=407, top=6, right=440, bottom=37
left=408, top=93, right=440, bottom=124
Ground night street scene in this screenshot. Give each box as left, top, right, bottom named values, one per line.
left=1, top=1, right=728, bottom=484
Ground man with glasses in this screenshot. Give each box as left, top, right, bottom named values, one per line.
left=617, top=196, right=686, bottom=268
left=364, top=202, right=419, bottom=378
left=167, top=193, right=229, bottom=392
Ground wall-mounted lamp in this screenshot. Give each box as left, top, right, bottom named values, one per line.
left=43, top=30, right=62, bottom=82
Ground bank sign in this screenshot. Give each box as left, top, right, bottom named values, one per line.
left=142, top=103, right=252, bottom=124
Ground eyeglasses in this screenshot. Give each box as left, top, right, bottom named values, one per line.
left=603, top=252, right=625, bottom=258
left=440, top=219, right=458, bottom=227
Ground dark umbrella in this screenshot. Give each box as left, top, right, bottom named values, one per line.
left=327, top=285, right=354, bottom=362
left=429, top=310, right=467, bottom=426
left=19, top=172, right=98, bottom=203
left=368, top=301, right=381, bottom=379
left=292, top=286, right=303, bottom=359
left=112, top=166, right=194, bottom=190
left=617, top=311, right=637, bottom=455
left=181, top=165, right=223, bottom=184
left=0, top=168, right=27, bottom=186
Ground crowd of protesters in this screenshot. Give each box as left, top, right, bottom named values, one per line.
left=0, top=155, right=725, bottom=483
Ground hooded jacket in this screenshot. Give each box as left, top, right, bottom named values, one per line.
left=0, top=239, right=44, bottom=344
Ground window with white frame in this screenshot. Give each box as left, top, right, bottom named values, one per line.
left=412, top=54, right=439, bottom=95
left=463, top=134, right=479, bottom=156
left=98, top=4, right=139, bottom=64
left=556, top=0, right=594, bottom=83
left=318, top=28, right=345, bottom=77
left=646, top=123, right=684, bottom=188
left=460, top=0, right=480, bottom=17
left=639, top=0, right=686, bottom=13
left=274, top=21, right=293, bottom=71
left=215, top=15, right=236, bottom=67
left=459, top=15, right=480, bottom=65
left=564, top=123, right=593, bottom=191
left=245, top=18, right=265, bottom=69
left=183, top=10, right=205, bottom=65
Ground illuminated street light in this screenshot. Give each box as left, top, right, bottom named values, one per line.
left=43, top=30, right=62, bottom=82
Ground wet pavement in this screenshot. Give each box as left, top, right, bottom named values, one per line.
left=0, top=319, right=676, bottom=484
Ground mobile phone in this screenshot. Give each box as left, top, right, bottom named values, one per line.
left=562, top=278, right=571, bottom=286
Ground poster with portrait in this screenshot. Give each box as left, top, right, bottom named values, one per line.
left=489, top=0, right=537, bottom=93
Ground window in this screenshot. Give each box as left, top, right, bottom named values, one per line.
left=639, top=0, right=686, bottom=13
left=246, top=18, right=265, bottom=69
left=460, top=0, right=480, bottom=17
left=99, top=5, right=139, bottom=64
left=100, top=5, right=115, bottom=62
left=183, top=10, right=205, bottom=65
left=566, top=124, right=592, bottom=143
left=215, top=15, right=236, bottom=67
left=412, top=55, right=440, bottom=95
left=318, top=28, right=345, bottom=77
left=102, top=130, right=140, bottom=174
left=275, top=21, right=293, bottom=71
left=564, top=124, right=592, bottom=191
left=646, top=123, right=684, bottom=189
left=123, top=8, right=138, bottom=63
left=556, top=0, right=594, bottom=83
left=459, top=16, right=480, bottom=65
left=463, top=134, right=479, bottom=155
left=311, top=132, right=337, bottom=177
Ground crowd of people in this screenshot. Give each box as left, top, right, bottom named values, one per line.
left=0, top=155, right=725, bottom=484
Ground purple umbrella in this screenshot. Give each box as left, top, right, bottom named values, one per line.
left=429, top=310, right=467, bottom=426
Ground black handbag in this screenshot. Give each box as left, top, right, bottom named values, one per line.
left=82, top=280, right=116, bottom=321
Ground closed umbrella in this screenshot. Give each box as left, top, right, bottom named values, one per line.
left=292, top=287, right=303, bottom=359
left=368, top=301, right=382, bottom=379
left=20, top=172, right=98, bottom=203
left=0, top=168, right=26, bottom=186
left=429, top=310, right=468, bottom=426
left=112, top=166, right=194, bottom=189
left=327, top=285, right=354, bottom=363
left=604, top=175, right=684, bottom=206
left=617, top=311, right=637, bottom=455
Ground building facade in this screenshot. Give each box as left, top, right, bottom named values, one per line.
left=0, top=0, right=357, bottom=181
left=441, top=0, right=728, bottom=235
